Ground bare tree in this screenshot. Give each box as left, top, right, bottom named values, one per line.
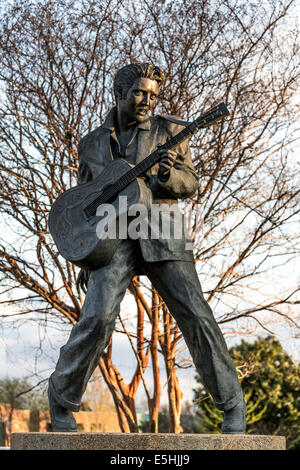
left=0, top=0, right=299, bottom=433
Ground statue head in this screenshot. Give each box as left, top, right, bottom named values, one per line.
left=113, top=62, right=165, bottom=102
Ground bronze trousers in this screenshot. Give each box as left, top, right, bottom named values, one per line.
left=49, top=240, right=243, bottom=412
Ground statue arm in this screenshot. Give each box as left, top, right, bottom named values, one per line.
left=156, top=119, right=199, bottom=199
left=76, top=137, right=92, bottom=293
left=77, top=135, right=93, bottom=184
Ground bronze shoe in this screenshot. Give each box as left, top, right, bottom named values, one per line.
left=221, top=398, right=247, bottom=434
left=48, top=387, right=77, bottom=432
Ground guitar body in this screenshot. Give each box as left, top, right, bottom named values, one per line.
left=48, top=159, right=153, bottom=270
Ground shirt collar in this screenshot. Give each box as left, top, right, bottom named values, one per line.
left=102, top=107, right=151, bottom=131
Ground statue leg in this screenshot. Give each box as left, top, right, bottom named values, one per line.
left=49, top=240, right=137, bottom=412
left=143, top=259, right=244, bottom=413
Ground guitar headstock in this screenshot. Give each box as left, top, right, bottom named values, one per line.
left=190, top=102, right=230, bottom=132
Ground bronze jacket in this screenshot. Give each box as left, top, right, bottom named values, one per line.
left=78, top=107, right=199, bottom=262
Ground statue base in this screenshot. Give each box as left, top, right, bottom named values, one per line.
left=11, top=432, right=285, bottom=450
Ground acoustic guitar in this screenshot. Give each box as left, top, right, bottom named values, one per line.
left=48, top=102, right=229, bottom=270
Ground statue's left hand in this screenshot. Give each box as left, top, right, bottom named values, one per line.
left=157, top=144, right=177, bottom=181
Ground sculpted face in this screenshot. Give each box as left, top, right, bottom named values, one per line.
left=118, top=77, right=159, bottom=124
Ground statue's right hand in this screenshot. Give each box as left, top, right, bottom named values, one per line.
left=76, top=269, right=90, bottom=295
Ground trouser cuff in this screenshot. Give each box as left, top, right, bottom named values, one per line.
left=214, top=390, right=244, bottom=411
left=49, top=375, right=81, bottom=412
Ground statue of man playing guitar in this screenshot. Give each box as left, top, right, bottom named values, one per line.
left=48, top=63, right=246, bottom=434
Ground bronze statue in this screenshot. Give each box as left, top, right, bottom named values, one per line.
left=48, top=63, right=246, bottom=434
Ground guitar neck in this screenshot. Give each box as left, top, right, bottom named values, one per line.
left=85, top=102, right=229, bottom=217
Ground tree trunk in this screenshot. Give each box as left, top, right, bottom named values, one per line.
left=162, top=305, right=184, bottom=433
left=147, top=290, right=161, bottom=432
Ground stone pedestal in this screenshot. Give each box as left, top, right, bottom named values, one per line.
left=11, top=432, right=285, bottom=450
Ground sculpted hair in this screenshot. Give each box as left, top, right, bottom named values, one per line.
left=113, top=63, right=165, bottom=101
